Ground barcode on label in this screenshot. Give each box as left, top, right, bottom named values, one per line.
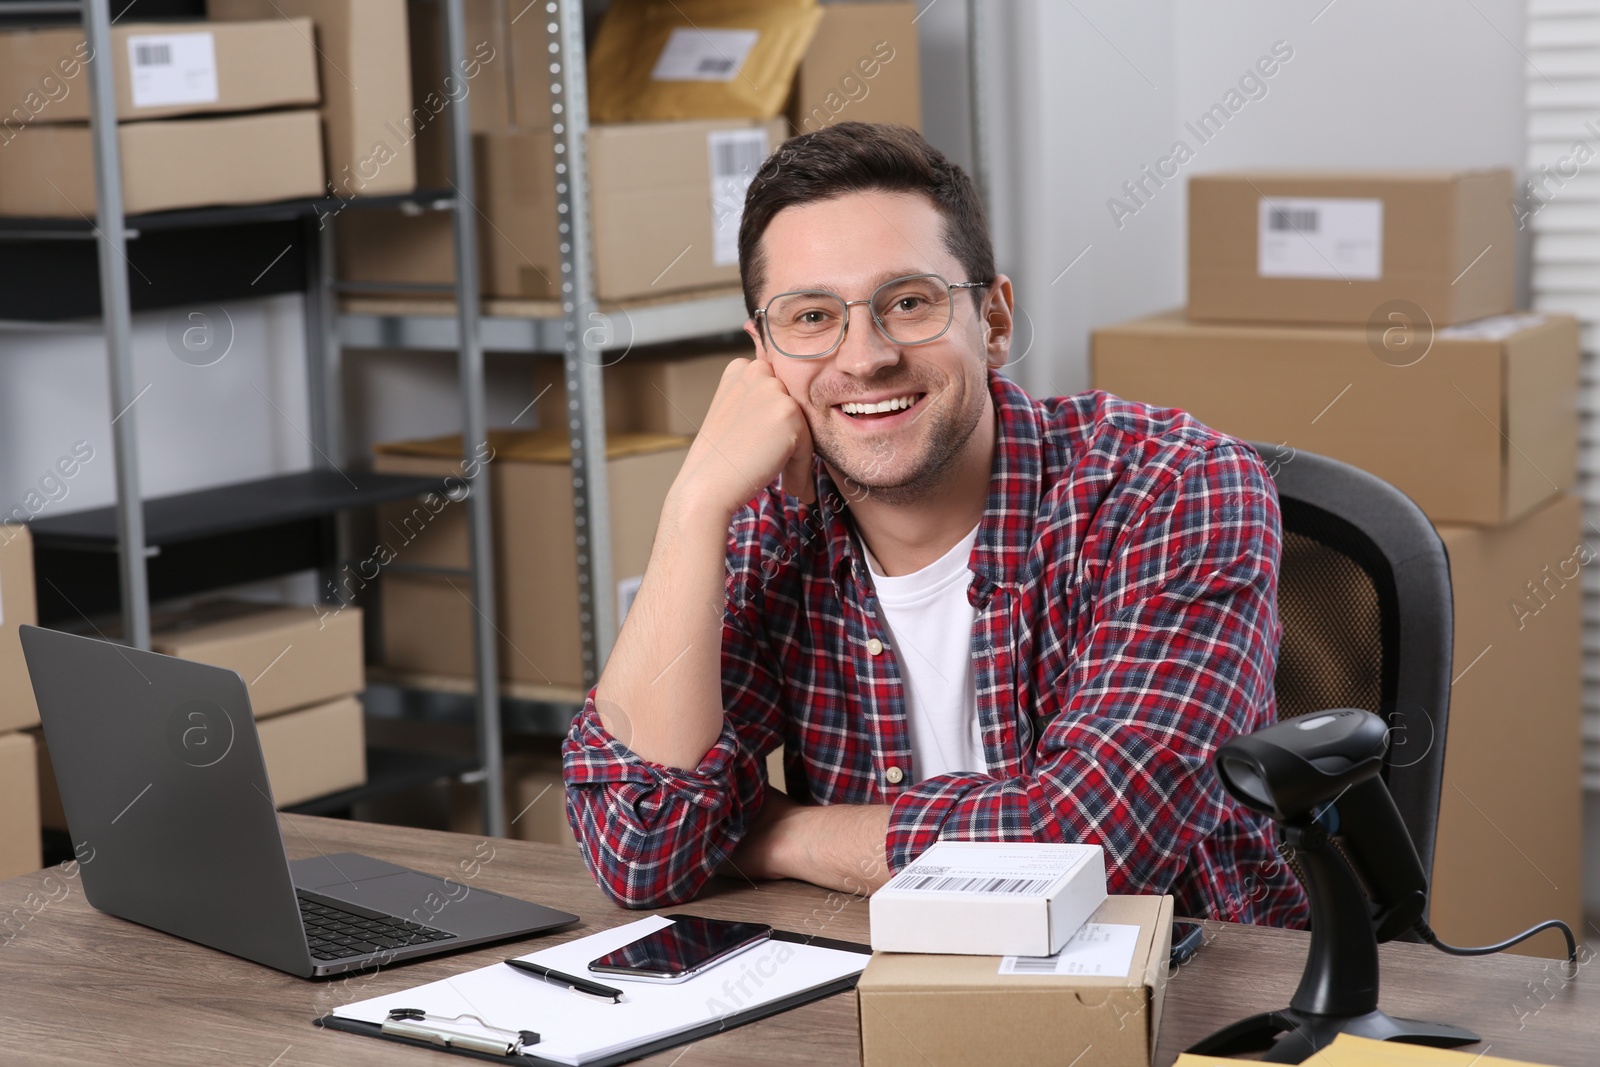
left=902, top=875, right=1055, bottom=895
left=1008, top=956, right=1060, bottom=974
left=697, top=55, right=736, bottom=76
left=1268, top=206, right=1319, bottom=233
left=712, top=135, right=768, bottom=184
left=133, top=42, right=172, bottom=66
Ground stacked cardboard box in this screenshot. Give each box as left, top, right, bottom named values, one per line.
left=338, top=0, right=921, bottom=303
left=0, top=19, right=325, bottom=214
left=209, top=0, right=417, bottom=197
left=372, top=428, right=690, bottom=692
left=0, top=527, right=42, bottom=879
left=1091, top=170, right=1584, bottom=958
left=447, top=739, right=575, bottom=849
left=34, top=601, right=368, bottom=823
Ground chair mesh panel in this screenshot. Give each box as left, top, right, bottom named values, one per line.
left=1274, top=499, right=1398, bottom=724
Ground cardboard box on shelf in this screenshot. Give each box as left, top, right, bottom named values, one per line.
left=789, top=2, right=920, bottom=133
left=210, top=0, right=416, bottom=197
left=0, top=109, right=324, bottom=216
left=0, top=18, right=319, bottom=124
left=591, top=117, right=785, bottom=300
left=530, top=346, right=740, bottom=436
left=1188, top=170, right=1515, bottom=326
left=1428, top=492, right=1584, bottom=959
left=448, top=742, right=576, bottom=848
left=588, top=0, right=821, bottom=124
left=342, top=117, right=780, bottom=302
left=257, top=694, right=367, bottom=808
left=0, top=731, right=41, bottom=880
left=148, top=600, right=364, bottom=719
left=0, top=526, right=40, bottom=733
left=373, top=428, right=690, bottom=691
left=1090, top=310, right=1579, bottom=526
left=339, top=128, right=560, bottom=300
left=858, top=895, right=1174, bottom=1067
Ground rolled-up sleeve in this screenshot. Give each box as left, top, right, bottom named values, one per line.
left=883, top=442, right=1283, bottom=903
left=563, top=588, right=787, bottom=908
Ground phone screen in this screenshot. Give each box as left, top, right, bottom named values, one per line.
left=589, top=916, right=773, bottom=981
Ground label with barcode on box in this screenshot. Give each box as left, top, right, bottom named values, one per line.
left=998, top=923, right=1140, bottom=978
left=708, top=128, right=769, bottom=267
left=127, top=32, right=218, bottom=109
left=1257, top=196, right=1382, bottom=280
left=651, top=27, right=760, bottom=82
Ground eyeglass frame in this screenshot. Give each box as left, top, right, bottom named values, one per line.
left=751, top=273, right=994, bottom=360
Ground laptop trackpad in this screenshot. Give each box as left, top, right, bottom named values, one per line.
left=320, top=872, right=473, bottom=923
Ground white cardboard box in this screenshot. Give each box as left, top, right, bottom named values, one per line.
left=869, top=842, right=1107, bottom=956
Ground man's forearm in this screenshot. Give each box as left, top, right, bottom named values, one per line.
left=736, top=797, right=895, bottom=895
left=593, top=485, right=732, bottom=770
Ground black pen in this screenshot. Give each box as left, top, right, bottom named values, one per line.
left=504, top=959, right=625, bottom=1003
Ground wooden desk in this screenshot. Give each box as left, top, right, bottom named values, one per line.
left=0, top=815, right=1594, bottom=1066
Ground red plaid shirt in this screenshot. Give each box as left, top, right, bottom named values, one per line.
left=564, top=372, right=1309, bottom=928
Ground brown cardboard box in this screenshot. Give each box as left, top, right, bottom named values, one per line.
left=0, top=526, right=40, bottom=733
left=531, top=347, right=740, bottom=435
left=0, top=731, right=41, bottom=880
left=210, top=0, right=416, bottom=197
left=0, top=109, right=325, bottom=216
left=339, top=129, right=559, bottom=299
left=589, top=0, right=821, bottom=123
left=373, top=428, right=690, bottom=690
left=448, top=743, right=576, bottom=848
left=1429, top=493, right=1584, bottom=959
left=0, top=19, right=318, bottom=125
left=148, top=601, right=364, bottom=718
left=257, top=694, right=367, bottom=807
left=1090, top=310, right=1579, bottom=526
left=1188, top=170, right=1515, bottom=326
left=408, top=0, right=553, bottom=188
left=858, top=895, right=1174, bottom=1067
left=343, top=118, right=782, bottom=301
left=789, top=2, right=920, bottom=133
left=591, top=118, right=786, bottom=300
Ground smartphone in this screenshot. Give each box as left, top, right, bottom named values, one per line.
left=588, top=915, right=773, bottom=984
left=1169, top=921, right=1204, bottom=968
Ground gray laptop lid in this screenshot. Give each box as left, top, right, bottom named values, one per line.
left=21, top=625, right=314, bottom=975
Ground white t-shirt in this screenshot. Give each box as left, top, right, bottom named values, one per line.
left=861, top=523, right=985, bottom=783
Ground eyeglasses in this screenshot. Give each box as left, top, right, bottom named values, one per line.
left=753, top=273, right=991, bottom=360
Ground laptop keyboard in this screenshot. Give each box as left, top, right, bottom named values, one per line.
left=297, top=891, right=455, bottom=962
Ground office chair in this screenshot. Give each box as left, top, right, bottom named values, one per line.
left=1252, top=442, right=1454, bottom=889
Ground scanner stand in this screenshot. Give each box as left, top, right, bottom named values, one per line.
left=1186, top=825, right=1479, bottom=1064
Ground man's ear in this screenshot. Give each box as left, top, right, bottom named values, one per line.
left=980, top=274, right=1016, bottom=369
left=744, top=318, right=773, bottom=364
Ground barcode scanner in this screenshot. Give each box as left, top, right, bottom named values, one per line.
left=1187, top=708, right=1580, bottom=1063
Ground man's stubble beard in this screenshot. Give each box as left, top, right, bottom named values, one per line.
left=810, top=360, right=988, bottom=507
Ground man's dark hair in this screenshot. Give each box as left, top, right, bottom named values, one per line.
left=737, top=122, right=996, bottom=316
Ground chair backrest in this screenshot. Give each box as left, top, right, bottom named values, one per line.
left=1251, top=443, right=1454, bottom=883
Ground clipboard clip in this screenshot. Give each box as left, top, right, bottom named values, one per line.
left=382, top=1007, right=540, bottom=1056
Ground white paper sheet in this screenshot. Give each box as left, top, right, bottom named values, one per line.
left=997, top=922, right=1141, bottom=978
left=332, top=916, right=867, bottom=1065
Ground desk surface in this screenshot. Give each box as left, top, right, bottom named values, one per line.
left=0, top=815, right=1594, bottom=1066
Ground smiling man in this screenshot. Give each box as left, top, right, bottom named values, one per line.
left=562, top=122, right=1309, bottom=928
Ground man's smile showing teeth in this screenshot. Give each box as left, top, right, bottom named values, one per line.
left=838, top=393, right=924, bottom=417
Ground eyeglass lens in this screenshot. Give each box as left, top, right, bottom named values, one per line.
left=765, top=274, right=955, bottom=358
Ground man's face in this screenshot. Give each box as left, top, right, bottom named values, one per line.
left=744, top=190, right=1009, bottom=503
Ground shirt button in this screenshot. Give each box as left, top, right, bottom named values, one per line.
left=866, top=637, right=884, bottom=656
left=885, top=766, right=904, bottom=785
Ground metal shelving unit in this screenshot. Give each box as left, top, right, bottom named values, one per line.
left=4, top=0, right=509, bottom=835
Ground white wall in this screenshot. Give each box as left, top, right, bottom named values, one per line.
left=915, top=0, right=1528, bottom=400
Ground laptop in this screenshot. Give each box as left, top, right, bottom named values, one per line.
left=20, top=624, right=579, bottom=978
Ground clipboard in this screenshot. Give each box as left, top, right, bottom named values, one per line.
left=312, top=927, right=871, bottom=1067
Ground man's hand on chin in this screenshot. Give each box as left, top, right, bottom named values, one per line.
left=719, top=788, right=895, bottom=896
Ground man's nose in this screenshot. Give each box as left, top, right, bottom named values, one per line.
left=834, top=301, right=900, bottom=378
